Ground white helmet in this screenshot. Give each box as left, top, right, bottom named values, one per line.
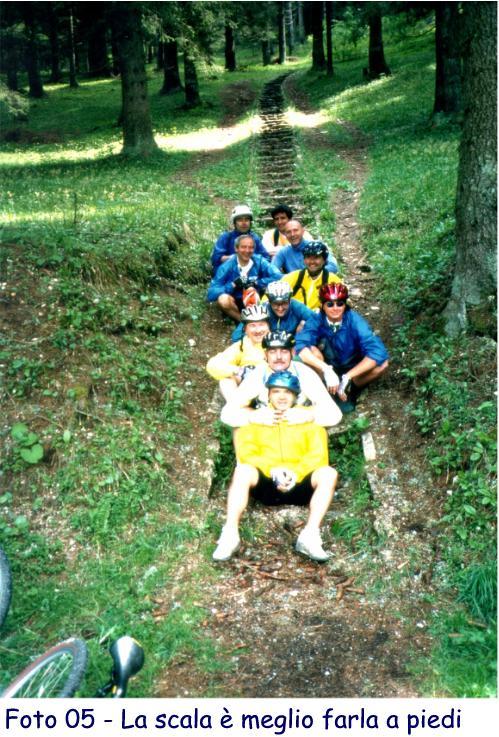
left=240, top=304, right=269, bottom=323
left=266, top=281, right=293, bottom=303
left=231, top=205, right=253, bottom=225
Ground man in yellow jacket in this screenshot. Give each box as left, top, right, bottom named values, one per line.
left=279, top=241, right=343, bottom=311
left=213, top=371, right=338, bottom=563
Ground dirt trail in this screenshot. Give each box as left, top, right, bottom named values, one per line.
left=157, top=75, right=443, bottom=698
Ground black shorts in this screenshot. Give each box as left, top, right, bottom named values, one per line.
left=317, top=340, right=356, bottom=376
left=251, top=471, right=315, bottom=506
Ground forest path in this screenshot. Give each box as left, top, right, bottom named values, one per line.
left=156, top=75, right=443, bottom=698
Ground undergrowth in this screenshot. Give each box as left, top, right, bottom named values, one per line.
left=329, top=417, right=376, bottom=549
left=0, top=53, right=275, bottom=694
left=295, top=33, right=496, bottom=697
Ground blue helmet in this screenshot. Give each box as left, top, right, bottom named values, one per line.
left=303, top=240, right=329, bottom=259
left=265, top=370, right=300, bottom=395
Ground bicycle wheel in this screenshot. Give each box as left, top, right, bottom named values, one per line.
left=0, top=546, right=12, bottom=628
left=2, top=638, right=88, bottom=698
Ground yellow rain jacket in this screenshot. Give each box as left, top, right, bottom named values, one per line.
left=235, top=421, right=329, bottom=482
left=206, top=337, right=266, bottom=381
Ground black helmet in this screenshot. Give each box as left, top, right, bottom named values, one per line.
left=303, top=240, right=329, bottom=259
left=262, top=330, right=295, bottom=350
left=265, top=370, right=300, bottom=395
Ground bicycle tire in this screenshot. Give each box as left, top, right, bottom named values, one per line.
left=0, top=546, right=12, bottom=628
left=1, top=638, right=88, bottom=698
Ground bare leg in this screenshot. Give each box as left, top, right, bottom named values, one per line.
left=296, top=466, right=338, bottom=561
left=353, top=360, right=389, bottom=388
left=310, top=346, right=325, bottom=361
left=224, top=463, right=259, bottom=531
left=217, top=293, right=241, bottom=322
left=213, top=464, right=259, bottom=561
left=303, top=466, right=337, bottom=532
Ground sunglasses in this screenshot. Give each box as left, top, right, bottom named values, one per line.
left=324, top=299, right=346, bottom=307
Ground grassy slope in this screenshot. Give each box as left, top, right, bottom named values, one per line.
left=1, top=27, right=496, bottom=697
left=292, top=27, right=496, bottom=697
left=0, top=59, right=287, bottom=695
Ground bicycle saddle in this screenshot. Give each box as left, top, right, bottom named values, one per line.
left=109, top=636, right=145, bottom=696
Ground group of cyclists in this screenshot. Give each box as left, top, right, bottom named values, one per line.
left=206, top=204, right=389, bottom=564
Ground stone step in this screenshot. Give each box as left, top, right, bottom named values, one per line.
left=258, top=151, right=296, bottom=158
left=261, top=128, right=293, bottom=135
left=260, top=115, right=287, bottom=121
left=259, top=135, right=294, bottom=143
left=259, top=143, right=295, bottom=150
left=261, top=163, right=298, bottom=170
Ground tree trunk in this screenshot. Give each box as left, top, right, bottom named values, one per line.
left=68, top=4, right=78, bottom=88
left=47, top=2, right=62, bottom=83
left=75, top=45, right=86, bottom=74
left=3, top=36, right=20, bottom=91
left=22, top=3, right=44, bottom=98
left=224, top=24, right=236, bottom=71
left=297, top=1, right=306, bottom=44
left=310, top=1, right=326, bottom=71
left=6, top=61, right=19, bottom=92
left=183, top=51, right=201, bottom=107
left=433, top=3, right=462, bottom=116
left=285, top=1, right=294, bottom=55
left=277, top=3, right=286, bottom=64
left=110, top=22, right=120, bottom=75
left=156, top=40, right=164, bottom=72
left=443, top=3, right=497, bottom=336
left=261, top=39, right=271, bottom=66
left=87, top=19, right=110, bottom=77
left=325, top=0, right=333, bottom=76
left=161, top=39, right=182, bottom=94
left=112, top=2, right=157, bottom=156
left=367, top=5, right=390, bottom=78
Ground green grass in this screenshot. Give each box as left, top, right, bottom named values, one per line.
left=329, top=417, right=376, bottom=548
left=1, top=51, right=279, bottom=694
left=422, top=611, right=497, bottom=697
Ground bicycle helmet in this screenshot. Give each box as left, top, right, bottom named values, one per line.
left=266, top=281, right=293, bottom=303
left=231, top=205, right=253, bottom=225
left=262, top=330, right=295, bottom=350
left=265, top=370, right=300, bottom=395
left=319, top=282, right=349, bottom=303
left=303, top=240, right=329, bottom=259
left=240, top=304, right=269, bottom=323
